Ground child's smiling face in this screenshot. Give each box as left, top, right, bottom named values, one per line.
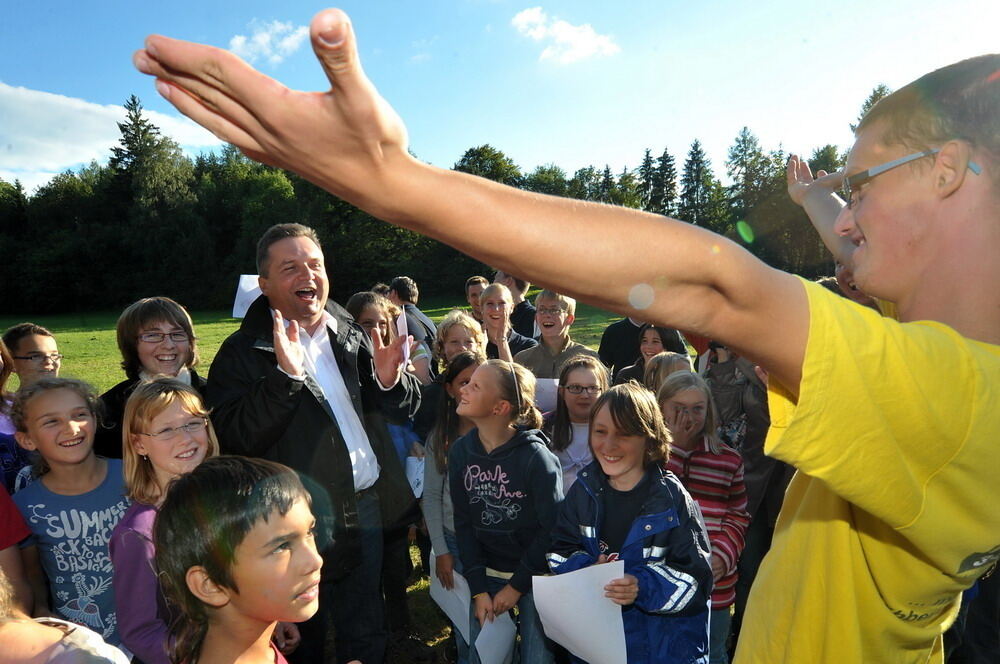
left=16, top=387, right=95, bottom=467
left=535, top=297, right=572, bottom=341
left=225, top=497, right=323, bottom=626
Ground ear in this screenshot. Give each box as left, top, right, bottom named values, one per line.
left=494, top=399, right=513, bottom=417
left=131, top=434, right=148, bottom=457
left=934, top=140, right=975, bottom=199
left=14, top=431, right=36, bottom=452
left=258, top=275, right=270, bottom=297
left=565, top=313, right=576, bottom=326
left=186, top=566, right=231, bottom=609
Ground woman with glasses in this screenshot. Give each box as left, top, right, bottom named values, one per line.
left=95, top=297, right=205, bottom=459
left=110, top=377, right=219, bottom=664
left=545, top=356, right=609, bottom=490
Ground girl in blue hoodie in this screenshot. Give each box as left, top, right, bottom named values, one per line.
left=449, top=359, right=563, bottom=664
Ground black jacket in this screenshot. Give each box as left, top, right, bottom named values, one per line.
left=206, top=295, right=421, bottom=579
left=95, top=371, right=208, bottom=459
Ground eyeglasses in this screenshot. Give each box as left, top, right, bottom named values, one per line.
left=842, top=148, right=982, bottom=209
left=139, top=418, right=207, bottom=441
left=12, top=353, right=63, bottom=365
left=138, top=332, right=190, bottom=344
left=536, top=307, right=566, bottom=316
left=562, top=384, right=602, bottom=395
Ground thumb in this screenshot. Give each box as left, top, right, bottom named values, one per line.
left=310, top=9, right=366, bottom=94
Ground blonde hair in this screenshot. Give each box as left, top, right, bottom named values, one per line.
left=480, top=283, right=513, bottom=307
left=643, top=352, right=692, bottom=392
left=483, top=359, right=543, bottom=429
left=433, top=309, right=486, bottom=366
left=656, top=371, right=722, bottom=454
left=123, top=377, right=219, bottom=504
left=535, top=290, right=576, bottom=317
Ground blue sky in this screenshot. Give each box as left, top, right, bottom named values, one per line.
left=1, top=0, right=996, bottom=194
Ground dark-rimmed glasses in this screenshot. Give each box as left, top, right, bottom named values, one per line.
left=562, top=384, right=602, bottom=395
left=12, top=353, right=63, bottom=365
left=842, top=148, right=982, bottom=209
left=138, top=332, right=190, bottom=344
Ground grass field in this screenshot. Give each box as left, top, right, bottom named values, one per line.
left=1, top=292, right=621, bottom=662
left=1, top=291, right=620, bottom=392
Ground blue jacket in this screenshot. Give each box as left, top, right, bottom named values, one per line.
left=547, top=463, right=712, bottom=663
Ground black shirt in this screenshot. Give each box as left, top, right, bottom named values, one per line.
left=486, top=330, right=538, bottom=359
left=598, top=318, right=644, bottom=376
left=599, top=472, right=651, bottom=561
left=510, top=300, right=537, bottom=339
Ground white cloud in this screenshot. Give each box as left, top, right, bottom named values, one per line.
left=511, top=7, right=620, bottom=64
left=0, top=82, right=222, bottom=193
left=229, top=20, right=309, bottom=66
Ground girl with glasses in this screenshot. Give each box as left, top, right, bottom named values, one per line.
left=109, top=377, right=219, bottom=664
left=96, top=297, right=205, bottom=460
left=545, top=356, right=610, bottom=490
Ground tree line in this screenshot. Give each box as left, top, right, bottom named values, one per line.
left=0, top=87, right=889, bottom=314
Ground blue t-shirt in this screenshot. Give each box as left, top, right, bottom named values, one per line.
left=13, top=458, right=130, bottom=647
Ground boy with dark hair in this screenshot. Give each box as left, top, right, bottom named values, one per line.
left=136, top=27, right=1000, bottom=662
left=2, top=324, right=61, bottom=388
left=464, top=276, right=488, bottom=324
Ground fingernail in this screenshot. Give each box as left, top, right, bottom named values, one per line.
left=133, top=52, right=152, bottom=74
left=318, top=22, right=346, bottom=47
left=155, top=80, right=171, bottom=100
left=144, top=38, right=158, bottom=58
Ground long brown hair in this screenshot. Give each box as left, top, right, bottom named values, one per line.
left=549, top=356, right=609, bottom=452
left=428, top=351, right=484, bottom=474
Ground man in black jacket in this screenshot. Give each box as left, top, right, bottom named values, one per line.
left=207, top=223, right=420, bottom=664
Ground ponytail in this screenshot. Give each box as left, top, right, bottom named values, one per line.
left=485, top=360, right=543, bottom=430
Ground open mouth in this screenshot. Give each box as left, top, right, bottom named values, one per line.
left=601, top=455, right=622, bottom=463
left=295, top=287, right=318, bottom=303
left=59, top=436, right=86, bottom=448
left=295, top=582, right=320, bottom=602
left=176, top=448, right=199, bottom=460
left=156, top=354, right=178, bottom=363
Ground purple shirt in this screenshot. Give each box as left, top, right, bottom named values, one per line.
left=109, top=501, right=172, bottom=664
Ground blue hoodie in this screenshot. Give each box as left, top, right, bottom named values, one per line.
left=449, top=427, right=563, bottom=595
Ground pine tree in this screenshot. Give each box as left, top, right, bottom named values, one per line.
left=614, top=167, right=641, bottom=209
left=109, top=95, right=162, bottom=173
left=726, top=126, right=768, bottom=224
left=678, top=140, right=715, bottom=225
left=637, top=149, right=656, bottom=211
left=653, top=148, right=678, bottom=217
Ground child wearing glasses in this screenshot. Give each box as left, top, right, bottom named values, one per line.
left=545, top=356, right=609, bottom=490
left=108, top=378, right=219, bottom=664
left=2, top=323, right=61, bottom=388
left=514, top=291, right=600, bottom=379
left=448, top=359, right=562, bottom=664
left=10, top=377, right=130, bottom=651
left=95, top=297, right=206, bottom=459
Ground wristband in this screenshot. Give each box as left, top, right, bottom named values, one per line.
left=472, top=592, right=488, bottom=600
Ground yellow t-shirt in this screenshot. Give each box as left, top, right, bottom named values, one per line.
left=734, top=279, right=1000, bottom=664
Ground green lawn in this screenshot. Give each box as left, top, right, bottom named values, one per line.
left=1, top=292, right=621, bottom=393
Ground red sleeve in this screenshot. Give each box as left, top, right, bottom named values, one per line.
left=0, top=486, right=30, bottom=550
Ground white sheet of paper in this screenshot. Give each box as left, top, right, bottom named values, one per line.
left=475, top=610, right=516, bottom=664
left=405, top=456, right=425, bottom=498
left=395, top=313, right=410, bottom=364
left=533, top=561, right=628, bottom=664
left=232, top=274, right=261, bottom=319
left=428, top=550, right=472, bottom=644
left=534, top=378, right=559, bottom=414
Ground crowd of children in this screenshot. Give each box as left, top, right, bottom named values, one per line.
left=0, top=273, right=783, bottom=664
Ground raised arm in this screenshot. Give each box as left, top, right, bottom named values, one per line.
left=134, top=9, right=807, bottom=391
left=785, top=154, right=854, bottom=267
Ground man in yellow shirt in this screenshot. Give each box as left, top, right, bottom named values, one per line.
left=133, top=15, right=998, bottom=662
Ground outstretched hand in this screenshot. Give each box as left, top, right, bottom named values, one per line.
left=786, top=154, right=842, bottom=207
left=370, top=327, right=408, bottom=388
left=133, top=9, right=411, bottom=215
left=274, top=310, right=306, bottom=377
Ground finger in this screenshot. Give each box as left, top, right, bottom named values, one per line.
left=813, top=168, right=845, bottom=189
left=274, top=310, right=286, bottom=338
left=287, top=319, right=300, bottom=344
left=310, top=9, right=371, bottom=97
left=141, top=34, right=282, bottom=112
left=370, top=326, right=386, bottom=351
left=143, top=75, right=266, bottom=153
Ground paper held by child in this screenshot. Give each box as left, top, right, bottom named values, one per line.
left=533, top=561, right=628, bottom=664
left=428, top=551, right=471, bottom=643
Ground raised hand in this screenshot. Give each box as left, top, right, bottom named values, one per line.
left=369, top=326, right=407, bottom=388
left=133, top=9, right=411, bottom=216
left=274, top=310, right=306, bottom=377
left=786, top=154, right=843, bottom=207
